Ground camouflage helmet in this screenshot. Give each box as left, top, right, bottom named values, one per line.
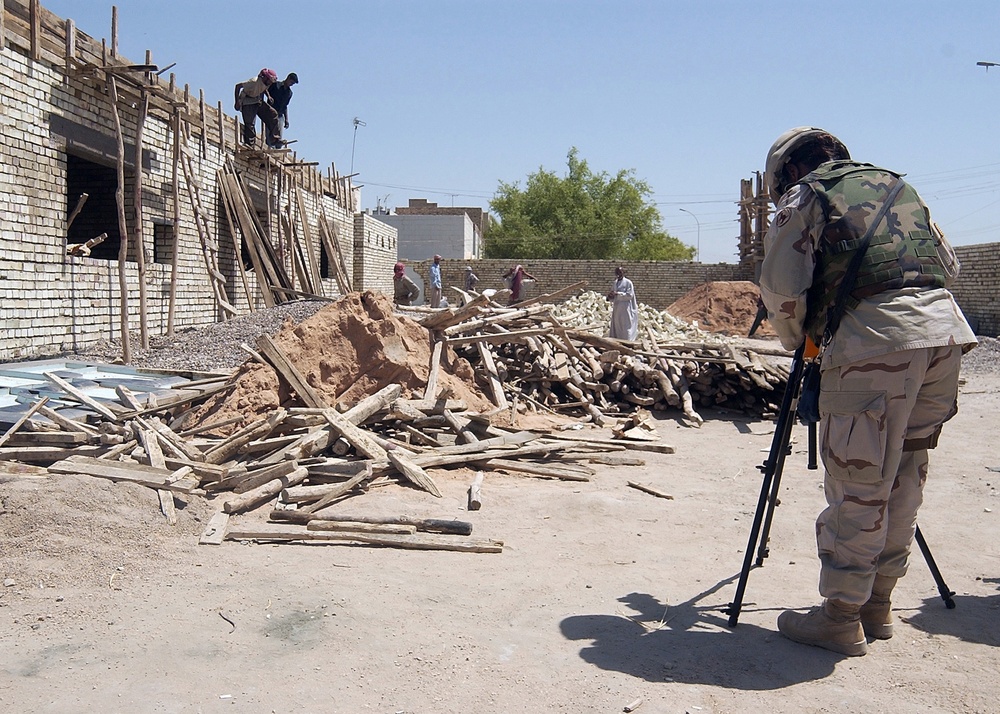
left=765, top=127, right=849, bottom=203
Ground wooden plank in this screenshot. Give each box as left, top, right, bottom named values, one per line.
left=115, top=385, right=144, bottom=410
left=199, top=511, right=230, bottom=545
left=0, top=445, right=105, bottom=463
left=138, top=427, right=177, bottom=525
left=319, top=408, right=386, bottom=460
left=2, top=431, right=87, bottom=446
left=225, top=526, right=503, bottom=553
left=469, top=471, right=484, bottom=511
left=476, top=341, right=509, bottom=410
left=627, top=481, right=674, bottom=500
left=257, top=334, right=328, bottom=408
left=269, top=510, right=473, bottom=535
left=0, top=397, right=50, bottom=449
left=302, top=464, right=373, bottom=514
left=203, top=408, right=287, bottom=465
left=484, top=457, right=590, bottom=481
left=139, top=417, right=206, bottom=462
left=36, top=405, right=100, bottom=435
left=543, top=433, right=676, bottom=455
left=222, top=465, right=309, bottom=514
left=506, top=280, right=588, bottom=308
left=43, top=372, right=118, bottom=420
left=233, top=460, right=300, bottom=494
left=307, top=521, right=417, bottom=535
left=423, top=339, right=443, bottom=400
left=48, top=455, right=197, bottom=492
left=293, top=185, right=323, bottom=295
left=386, top=449, right=442, bottom=498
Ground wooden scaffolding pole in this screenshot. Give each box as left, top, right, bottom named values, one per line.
left=167, top=105, right=181, bottom=335
left=107, top=74, right=132, bottom=364
left=133, top=87, right=150, bottom=349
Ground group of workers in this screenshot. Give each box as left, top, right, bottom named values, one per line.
left=392, top=258, right=639, bottom=340
left=234, top=68, right=299, bottom=149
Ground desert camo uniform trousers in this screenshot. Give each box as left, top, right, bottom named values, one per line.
left=816, top=344, right=963, bottom=606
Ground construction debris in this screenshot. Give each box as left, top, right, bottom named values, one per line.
left=0, top=286, right=794, bottom=554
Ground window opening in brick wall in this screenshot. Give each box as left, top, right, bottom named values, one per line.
left=65, top=152, right=134, bottom=261
left=152, top=221, right=173, bottom=264
left=319, top=237, right=330, bottom=279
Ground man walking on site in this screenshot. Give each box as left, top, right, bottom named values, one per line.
left=428, top=255, right=443, bottom=308
left=502, top=264, right=536, bottom=305
left=464, top=265, right=479, bottom=292
left=234, top=68, right=280, bottom=148
left=607, top=265, right=638, bottom=341
left=759, top=127, right=976, bottom=657
left=267, top=72, right=298, bottom=148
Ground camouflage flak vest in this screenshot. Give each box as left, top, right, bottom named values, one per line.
left=800, top=161, right=948, bottom=344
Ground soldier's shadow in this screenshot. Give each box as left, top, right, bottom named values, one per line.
left=560, top=589, right=838, bottom=689
left=903, top=578, right=1000, bottom=647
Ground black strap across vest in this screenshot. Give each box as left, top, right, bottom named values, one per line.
left=823, top=178, right=908, bottom=344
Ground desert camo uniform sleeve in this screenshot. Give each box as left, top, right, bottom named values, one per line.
left=758, top=184, right=824, bottom=352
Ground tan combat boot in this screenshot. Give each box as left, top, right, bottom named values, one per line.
left=776, top=599, right=868, bottom=657
left=860, top=574, right=898, bottom=640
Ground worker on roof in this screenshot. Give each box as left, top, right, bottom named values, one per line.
left=234, top=68, right=281, bottom=149
left=267, top=72, right=298, bottom=149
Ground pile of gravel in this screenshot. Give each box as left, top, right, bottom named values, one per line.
left=74, top=300, right=330, bottom=373
left=962, top=336, right=1000, bottom=374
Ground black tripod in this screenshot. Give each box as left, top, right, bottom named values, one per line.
left=724, top=345, right=956, bottom=627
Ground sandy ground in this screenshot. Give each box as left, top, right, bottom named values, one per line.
left=1, top=368, right=998, bottom=713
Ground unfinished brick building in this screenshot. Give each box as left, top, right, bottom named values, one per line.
left=0, top=0, right=396, bottom=362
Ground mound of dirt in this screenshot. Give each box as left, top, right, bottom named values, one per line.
left=189, top=291, right=493, bottom=431
left=667, top=280, right=776, bottom=338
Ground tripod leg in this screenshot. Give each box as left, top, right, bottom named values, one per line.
left=754, top=407, right=796, bottom=567
left=726, top=346, right=805, bottom=627
left=914, top=524, right=956, bottom=609
left=726, top=450, right=780, bottom=627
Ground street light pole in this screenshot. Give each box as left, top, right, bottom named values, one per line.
left=351, top=117, right=366, bottom=175
left=679, top=208, right=701, bottom=262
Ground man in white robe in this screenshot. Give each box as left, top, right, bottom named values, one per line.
left=607, top=266, right=638, bottom=341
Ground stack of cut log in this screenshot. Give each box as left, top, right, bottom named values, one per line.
left=432, top=288, right=791, bottom=427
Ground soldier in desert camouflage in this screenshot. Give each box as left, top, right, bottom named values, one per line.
left=759, top=127, right=977, bottom=657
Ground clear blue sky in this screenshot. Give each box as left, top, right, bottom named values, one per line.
left=44, top=0, right=1000, bottom=264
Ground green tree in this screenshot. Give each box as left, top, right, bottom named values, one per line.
left=485, top=148, right=694, bottom=261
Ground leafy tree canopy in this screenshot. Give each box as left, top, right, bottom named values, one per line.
left=485, top=148, right=694, bottom=261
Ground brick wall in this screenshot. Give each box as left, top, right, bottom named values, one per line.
left=953, top=243, right=1000, bottom=337
left=429, top=259, right=754, bottom=310
left=0, top=0, right=354, bottom=361
left=353, top=213, right=396, bottom=295
left=420, top=253, right=999, bottom=338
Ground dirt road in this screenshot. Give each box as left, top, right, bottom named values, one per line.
left=1, top=371, right=997, bottom=713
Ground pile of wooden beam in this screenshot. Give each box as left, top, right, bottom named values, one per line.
left=0, top=335, right=674, bottom=554
left=428, top=287, right=791, bottom=427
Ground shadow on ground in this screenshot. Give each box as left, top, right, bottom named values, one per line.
left=904, top=578, right=1000, bottom=647
left=560, top=586, right=841, bottom=690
